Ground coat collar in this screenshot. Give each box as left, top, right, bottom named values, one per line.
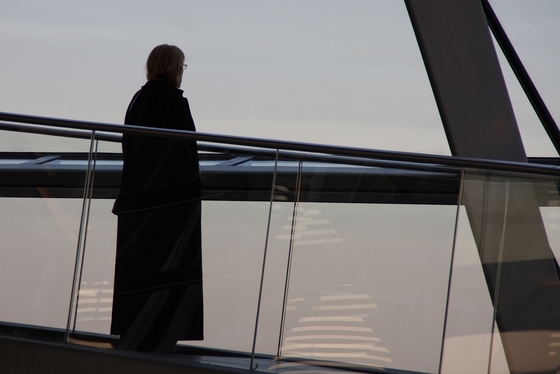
left=143, top=79, right=183, bottom=94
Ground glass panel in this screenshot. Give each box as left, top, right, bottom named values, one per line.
left=0, top=129, right=92, bottom=153
left=73, top=201, right=278, bottom=353
left=440, top=205, right=498, bottom=374
left=194, top=200, right=274, bottom=353
left=275, top=159, right=459, bottom=373
left=252, top=160, right=303, bottom=358
left=72, top=145, right=280, bottom=358
left=70, top=199, right=117, bottom=337
left=446, top=169, right=560, bottom=374
left=0, top=132, right=92, bottom=341
left=0, top=198, right=82, bottom=330
left=69, top=139, right=124, bottom=340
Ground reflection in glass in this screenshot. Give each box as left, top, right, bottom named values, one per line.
left=6, top=128, right=560, bottom=373
left=192, top=200, right=274, bottom=353
left=0, top=198, right=83, bottom=329
left=275, top=161, right=458, bottom=373
left=441, top=206, right=506, bottom=374
left=72, top=199, right=117, bottom=335
left=0, top=129, right=94, bottom=334
left=447, top=169, right=560, bottom=374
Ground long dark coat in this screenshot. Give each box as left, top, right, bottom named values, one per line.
left=111, top=80, right=203, bottom=352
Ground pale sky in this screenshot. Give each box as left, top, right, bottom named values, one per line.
left=1, top=0, right=559, bottom=156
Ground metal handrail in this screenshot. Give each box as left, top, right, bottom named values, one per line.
left=0, top=119, right=458, bottom=175
left=1, top=111, right=560, bottom=176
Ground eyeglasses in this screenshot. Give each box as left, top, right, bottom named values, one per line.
left=181, top=64, right=188, bottom=72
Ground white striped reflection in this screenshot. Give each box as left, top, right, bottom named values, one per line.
left=281, top=293, right=392, bottom=368
left=275, top=207, right=343, bottom=245
left=283, top=343, right=389, bottom=353
left=76, top=282, right=113, bottom=322
left=320, top=294, right=370, bottom=301
left=291, top=326, right=373, bottom=333
left=298, top=316, right=365, bottom=323
left=313, top=303, right=377, bottom=311
left=275, top=207, right=392, bottom=368
left=285, top=335, right=381, bottom=342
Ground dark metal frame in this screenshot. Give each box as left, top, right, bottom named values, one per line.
left=482, top=0, right=560, bottom=154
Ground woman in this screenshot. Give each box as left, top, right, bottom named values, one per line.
left=111, top=44, right=203, bottom=352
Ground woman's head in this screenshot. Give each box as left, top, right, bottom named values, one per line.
left=146, top=44, right=185, bottom=88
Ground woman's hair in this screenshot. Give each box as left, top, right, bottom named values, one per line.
left=146, top=44, right=185, bottom=87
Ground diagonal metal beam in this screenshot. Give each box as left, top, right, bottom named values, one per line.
left=405, top=1, right=560, bottom=373
left=481, top=0, right=560, bottom=155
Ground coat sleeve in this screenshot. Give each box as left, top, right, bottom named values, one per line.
left=160, top=95, right=200, bottom=179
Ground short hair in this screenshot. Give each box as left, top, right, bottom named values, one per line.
left=146, top=44, right=185, bottom=87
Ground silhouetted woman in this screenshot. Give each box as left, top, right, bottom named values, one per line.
left=111, top=44, right=203, bottom=352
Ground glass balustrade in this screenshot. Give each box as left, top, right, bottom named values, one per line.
left=2, top=125, right=560, bottom=374
left=262, top=159, right=460, bottom=373
left=0, top=130, right=95, bottom=342
left=441, top=169, right=560, bottom=374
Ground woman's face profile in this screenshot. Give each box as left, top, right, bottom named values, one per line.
left=176, top=61, right=185, bottom=88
